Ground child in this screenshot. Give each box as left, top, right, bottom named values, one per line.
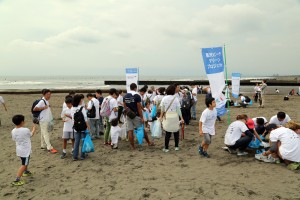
left=143, top=102, right=152, bottom=129
left=110, top=118, right=121, bottom=149
left=198, top=97, right=217, bottom=158
left=11, top=115, right=36, bottom=186
left=60, top=97, right=75, bottom=159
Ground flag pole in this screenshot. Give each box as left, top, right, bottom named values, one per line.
left=223, top=44, right=231, bottom=125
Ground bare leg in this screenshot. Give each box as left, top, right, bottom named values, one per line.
left=128, top=130, right=135, bottom=149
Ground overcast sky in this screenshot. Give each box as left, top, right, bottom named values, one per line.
left=1, top=0, right=299, bottom=77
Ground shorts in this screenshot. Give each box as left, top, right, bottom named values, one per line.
left=20, top=156, right=30, bottom=166
left=203, top=133, right=212, bottom=144
left=126, top=116, right=143, bottom=131
left=62, top=131, right=74, bottom=139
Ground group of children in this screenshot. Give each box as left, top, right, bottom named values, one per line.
left=10, top=85, right=300, bottom=186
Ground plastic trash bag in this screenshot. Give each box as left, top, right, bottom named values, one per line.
left=150, top=120, right=162, bottom=139
left=151, top=105, right=157, bottom=118
left=82, top=133, right=95, bottom=153
left=134, top=125, right=144, bottom=145
left=120, top=123, right=127, bottom=140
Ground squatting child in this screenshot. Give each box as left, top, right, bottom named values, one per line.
left=11, top=115, right=36, bottom=186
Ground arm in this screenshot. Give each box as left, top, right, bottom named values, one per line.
left=199, top=121, right=203, bottom=136
left=137, top=103, right=144, bottom=123
left=2, top=103, right=7, bottom=111
left=31, top=125, right=36, bottom=136
left=253, top=129, right=263, bottom=142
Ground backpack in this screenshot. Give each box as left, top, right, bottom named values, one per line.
left=31, top=99, right=47, bottom=124
left=244, top=96, right=251, bottom=103
left=100, top=97, right=111, bottom=117
left=73, top=107, right=87, bottom=132
left=87, top=100, right=96, bottom=118
left=181, top=96, right=190, bottom=108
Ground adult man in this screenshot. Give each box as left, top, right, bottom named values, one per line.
left=259, top=80, right=267, bottom=108
left=96, top=89, right=104, bottom=135
left=86, top=93, right=100, bottom=139
left=33, top=89, right=57, bottom=153
left=123, top=83, right=152, bottom=149
left=269, top=112, right=291, bottom=126
left=191, top=84, right=198, bottom=120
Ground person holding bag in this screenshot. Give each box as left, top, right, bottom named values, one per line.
left=160, top=85, right=184, bottom=153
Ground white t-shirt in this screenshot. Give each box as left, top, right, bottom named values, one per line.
left=34, top=98, right=53, bottom=122
left=270, top=127, right=300, bottom=162
left=61, top=107, right=73, bottom=132
left=117, top=95, right=124, bottom=107
left=153, top=95, right=164, bottom=105
left=12, top=127, right=32, bottom=157
left=161, top=95, right=181, bottom=113
left=252, top=117, right=268, bottom=126
left=0, top=96, right=4, bottom=104
left=71, top=106, right=88, bottom=123
left=107, top=96, right=118, bottom=121
left=200, top=108, right=217, bottom=135
left=224, top=121, right=249, bottom=146
left=87, top=98, right=100, bottom=119
left=269, top=115, right=291, bottom=126
left=192, top=87, right=198, bottom=101
left=254, top=86, right=261, bottom=93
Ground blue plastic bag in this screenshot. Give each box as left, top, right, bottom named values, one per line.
left=248, top=135, right=265, bottom=148
left=134, top=125, right=144, bottom=145
left=151, top=105, right=157, bottom=118
left=82, top=133, right=95, bottom=153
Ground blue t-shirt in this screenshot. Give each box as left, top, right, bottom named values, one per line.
left=123, top=92, right=141, bottom=117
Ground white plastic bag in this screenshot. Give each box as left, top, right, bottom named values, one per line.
left=120, top=123, right=127, bottom=140
left=150, top=120, right=162, bottom=139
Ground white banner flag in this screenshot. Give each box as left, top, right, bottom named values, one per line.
left=231, top=73, right=241, bottom=99
left=125, top=68, right=139, bottom=92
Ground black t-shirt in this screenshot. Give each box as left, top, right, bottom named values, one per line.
left=123, top=92, right=141, bottom=116
left=255, top=125, right=265, bottom=135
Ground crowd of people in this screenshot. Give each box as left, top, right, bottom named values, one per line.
left=7, top=83, right=300, bottom=186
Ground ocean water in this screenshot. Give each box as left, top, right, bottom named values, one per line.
left=0, top=75, right=204, bottom=90
left=0, top=76, right=297, bottom=95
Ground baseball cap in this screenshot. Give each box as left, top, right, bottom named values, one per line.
left=246, top=118, right=255, bottom=129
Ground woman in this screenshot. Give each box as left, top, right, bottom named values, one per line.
left=160, top=85, right=184, bottom=152
left=224, top=114, right=254, bottom=156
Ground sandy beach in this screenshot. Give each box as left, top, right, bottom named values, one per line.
left=0, top=92, right=299, bottom=200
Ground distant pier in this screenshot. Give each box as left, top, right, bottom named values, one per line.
left=104, top=77, right=300, bottom=86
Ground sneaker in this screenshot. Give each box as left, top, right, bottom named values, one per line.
left=287, top=162, right=300, bottom=170
left=227, top=147, right=237, bottom=154
left=22, top=171, right=33, bottom=177
left=262, top=155, right=276, bottom=163
left=175, top=147, right=180, bottom=151
left=162, top=148, right=169, bottom=153
left=11, top=180, right=25, bottom=186
left=72, top=157, right=78, bottom=161
left=49, top=148, right=58, bottom=154
left=237, top=151, right=248, bottom=156
left=198, top=146, right=204, bottom=156
left=255, top=153, right=267, bottom=161
left=202, top=151, right=210, bottom=158
left=60, top=152, right=67, bottom=159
